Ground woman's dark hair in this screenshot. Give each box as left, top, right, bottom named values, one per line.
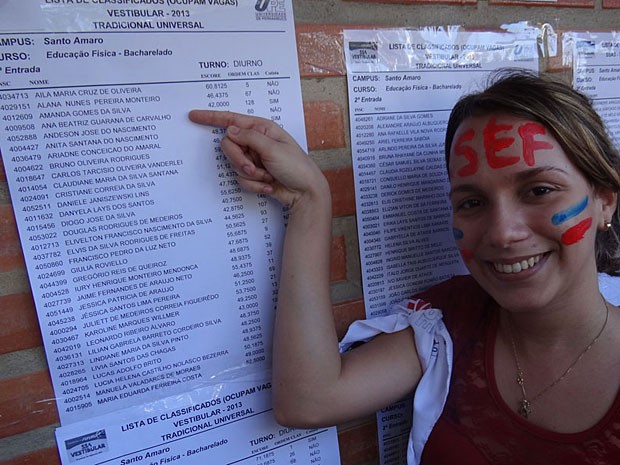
left=445, top=69, right=620, bottom=275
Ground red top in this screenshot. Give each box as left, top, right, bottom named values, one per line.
left=415, top=275, right=620, bottom=464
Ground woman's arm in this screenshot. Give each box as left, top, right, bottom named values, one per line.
left=189, top=110, right=422, bottom=427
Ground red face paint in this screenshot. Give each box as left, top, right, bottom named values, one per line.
left=484, top=118, right=519, bottom=169
left=454, top=128, right=477, bottom=177
left=452, top=118, right=554, bottom=177
left=518, top=122, right=553, bottom=166
left=460, top=248, right=474, bottom=262
left=560, top=217, right=593, bottom=245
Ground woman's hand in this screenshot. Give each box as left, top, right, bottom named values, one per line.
left=188, top=110, right=327, bottom=210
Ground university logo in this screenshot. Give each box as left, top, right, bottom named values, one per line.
left=511, top=41, right=537, bottom=62
left=575, top=39, right=596, bottom=59
left=255, top=0, right=269, bottom=11
left=349, top=41, right=379, bottom=63
left=64, top=429, right=109, bottom=462
left=255, top=0, right=286, bottom=21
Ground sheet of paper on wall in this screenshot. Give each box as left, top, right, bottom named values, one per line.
left=568, top=31, right=620, bottom=146
left=343, top=27, right=539, bottom=465
left=0, top=0, right=340, bottom=463
left=567, top=31, right=620, bottom=305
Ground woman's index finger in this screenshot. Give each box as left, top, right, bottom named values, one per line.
left=188, top=109, right=295, bottom=144
left=188, top=109, right=250, bottom=128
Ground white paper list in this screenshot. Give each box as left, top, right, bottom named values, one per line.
left=567, top=32, right=620, bottom=304
left=0, top=0, right=281, bottom=425
left=569, top=32, right=620, bottom=147
left=344, top=28, right=539, bottom=319
left=2, top=1, right=342, bottom=464
left=344, top=27, right=539, bottom=465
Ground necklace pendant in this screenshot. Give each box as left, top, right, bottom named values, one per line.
left=516, top=372, right=524, bottom=386
left=518, top=399, right=532, bottom=418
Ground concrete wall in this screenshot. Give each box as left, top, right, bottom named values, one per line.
left=1, top=1, right=619, bottom=463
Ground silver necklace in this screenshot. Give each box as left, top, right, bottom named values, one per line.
left=506, top=296, right=610, bottom=419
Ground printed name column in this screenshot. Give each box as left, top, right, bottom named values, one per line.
left=350, top=84, right=462, bottom=318
left=3, top=2, right=342, bottom=464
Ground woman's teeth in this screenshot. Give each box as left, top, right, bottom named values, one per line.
left=493, top=255, right=541, bottom=274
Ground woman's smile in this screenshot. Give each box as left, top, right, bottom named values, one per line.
left=491, top=253, right=543, bottom=274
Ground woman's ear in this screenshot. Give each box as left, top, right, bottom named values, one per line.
left=595, top=186, right=618, bottom=230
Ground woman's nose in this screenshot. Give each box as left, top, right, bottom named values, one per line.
left=485, top=204, right=530, bottom=248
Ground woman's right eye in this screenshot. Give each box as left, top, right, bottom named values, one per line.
left=456, top=198, right=482, bottom=211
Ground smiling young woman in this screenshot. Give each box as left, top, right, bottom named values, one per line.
left=448, top=112, right=613, bottom=313
left=189, top=69, right=620, bottom=465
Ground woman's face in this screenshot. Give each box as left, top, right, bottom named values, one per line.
left=448, top=114, right=614, bottom=311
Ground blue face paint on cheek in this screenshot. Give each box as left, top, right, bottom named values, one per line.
left=551, top=196, right=589, bottom=226
left=453, top=228, right=464, bottom=240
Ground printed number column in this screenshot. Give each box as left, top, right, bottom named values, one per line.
left=253, top=194, right=277, bottom=366
left=2, top=89, right=90, bottom=413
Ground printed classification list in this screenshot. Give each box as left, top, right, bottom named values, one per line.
left=1, top=2, right=341, bottom=464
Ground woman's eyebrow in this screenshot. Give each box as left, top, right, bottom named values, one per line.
left=514, top=165, right=570, bottom=181
left=449, top=184, right=479, bottom=197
